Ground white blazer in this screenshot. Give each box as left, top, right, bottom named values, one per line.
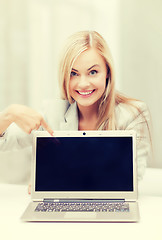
left=0, top=99, right=152, bottom=180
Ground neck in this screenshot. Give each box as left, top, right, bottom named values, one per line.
left=77, top=102, right=99, bottom=130
left=78, top=103, right=98, bottom=120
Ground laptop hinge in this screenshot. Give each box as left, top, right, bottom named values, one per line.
left=43, top=199, right=59, bottom=203
left=43, top=199, right=125, bottom=203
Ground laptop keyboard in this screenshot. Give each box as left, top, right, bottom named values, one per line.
left=35, top=202, right=129, bottom=212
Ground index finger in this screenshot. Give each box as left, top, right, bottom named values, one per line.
left=41, top=118, right=54, bottom=136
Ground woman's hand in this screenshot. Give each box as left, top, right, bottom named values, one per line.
left=2, top=104, right=53, bottom=136
left=28, top=183, right=31, bottom=195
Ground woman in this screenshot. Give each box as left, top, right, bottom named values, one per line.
left=0, top=31, right=152, bottom=180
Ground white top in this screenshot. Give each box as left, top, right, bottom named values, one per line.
left=0, top=99, right=152, bottom=180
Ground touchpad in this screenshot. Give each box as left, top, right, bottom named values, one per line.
left=64, top=212, right=97, bottom=219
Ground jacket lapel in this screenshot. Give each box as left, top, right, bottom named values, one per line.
left=59, top=102, right=78, bottom=130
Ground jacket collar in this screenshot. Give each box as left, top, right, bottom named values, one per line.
left=60, top=102, right=79, bottom=130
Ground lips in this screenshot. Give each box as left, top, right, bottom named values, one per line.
left=76, top=90, right=95, bottom=96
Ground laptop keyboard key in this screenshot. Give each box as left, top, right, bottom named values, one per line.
left=35, top=202, right=130, bottom=213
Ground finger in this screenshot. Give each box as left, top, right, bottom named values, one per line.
left=28, top=184, right=31, bottom=195
left=41, top=118, right=54, bottom=136
left=35, top=123, right=41, bottom=130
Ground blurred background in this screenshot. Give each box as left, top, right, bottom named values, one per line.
left=0, top=0, right=162, bottom=183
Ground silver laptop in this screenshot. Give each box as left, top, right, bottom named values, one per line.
left=21, top=130, right=139, bottom=222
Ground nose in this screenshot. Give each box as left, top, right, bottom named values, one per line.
left=78, top=75, right=90, bottom=89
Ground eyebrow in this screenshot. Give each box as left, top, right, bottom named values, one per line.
left=72, top=64, right=100, bottom=72
left=88, top=64, right=100, bottom=71
left=71, top=68, right=79, bottom=73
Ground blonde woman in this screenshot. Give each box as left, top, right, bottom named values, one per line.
left=0, top=31, right=152, bottom=182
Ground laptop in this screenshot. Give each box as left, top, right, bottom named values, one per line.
left=21, top=130, right=139, bottom=222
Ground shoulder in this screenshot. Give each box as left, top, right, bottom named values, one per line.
left=115, top=100, right=150, bottom=129
left=115, top=100, right=148, bottom=115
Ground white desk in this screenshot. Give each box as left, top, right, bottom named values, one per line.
left=1, top=168, right=162, bottom=240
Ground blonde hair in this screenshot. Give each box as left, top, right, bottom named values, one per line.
left=58, top=31, right=147, bottom=130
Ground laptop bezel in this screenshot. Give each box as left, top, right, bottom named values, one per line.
left=31, top=130, right=137, bottom=201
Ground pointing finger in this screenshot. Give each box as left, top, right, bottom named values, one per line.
left=41, top=118, right=54, bottom=136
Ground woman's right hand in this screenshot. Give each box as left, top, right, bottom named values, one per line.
left=1, top=104, right=53, bottom=136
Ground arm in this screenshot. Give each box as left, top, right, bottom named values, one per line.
left=125, top=103, right=152, bottom=180
left=0, top=104, right=53, bottom=135
left=0, top=104, right=53, bottom=151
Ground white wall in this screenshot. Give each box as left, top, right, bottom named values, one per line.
left=0, top=0, right=29, bottom=109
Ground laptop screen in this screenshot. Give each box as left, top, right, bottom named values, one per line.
left=35, top=136, right=133, bottom=192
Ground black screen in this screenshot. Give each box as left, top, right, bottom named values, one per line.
left=35, top=136, right=133, bottom=191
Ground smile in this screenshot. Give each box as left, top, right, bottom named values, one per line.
left=76, top=90, right=95, bottom=96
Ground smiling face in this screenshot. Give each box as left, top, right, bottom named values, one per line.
left=69, top=48, right=108, bottom=109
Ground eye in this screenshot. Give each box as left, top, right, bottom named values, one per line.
left=89, top=70, right=98, bottom=76
left=70, top=71, right=78, bottom=77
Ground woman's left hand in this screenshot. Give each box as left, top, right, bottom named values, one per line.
left=28, top=183, right=31, bottom=195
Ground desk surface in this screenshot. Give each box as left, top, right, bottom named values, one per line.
left=0, top=182, right=162, bottom=240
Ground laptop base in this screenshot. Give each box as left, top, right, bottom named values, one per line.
left=21, top=201, right=139, bottom=222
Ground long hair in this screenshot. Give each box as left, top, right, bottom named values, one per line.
left=58, top=31, right=149, bottom=131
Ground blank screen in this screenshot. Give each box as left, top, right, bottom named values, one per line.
left=35, top=136, right=133, bottom=192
